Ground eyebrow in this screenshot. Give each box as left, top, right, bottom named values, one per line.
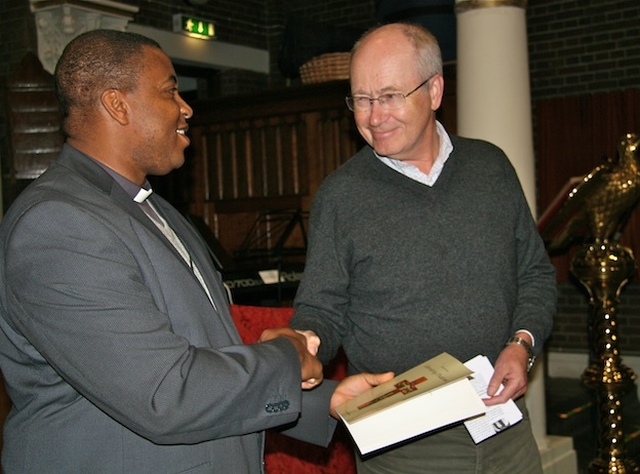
left=161, top=74, right=178, bottom=84
left=159, top=74, right=179, bottom=89
left=352, top=85, right=402, bottom=96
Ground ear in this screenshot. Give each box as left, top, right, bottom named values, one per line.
left=100, top=89, right=130, bottom=126
left=428, top=74, right=444, bottom=111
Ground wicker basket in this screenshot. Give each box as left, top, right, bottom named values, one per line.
left=299, top=52, right=350, bottom=84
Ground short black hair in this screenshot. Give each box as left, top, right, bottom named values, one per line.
left=54, top=29, right=162, bottom=132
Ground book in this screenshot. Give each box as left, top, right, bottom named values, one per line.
left=463, top=355, right=523, bottom=444
left=335, top=352, right=487, bottom=455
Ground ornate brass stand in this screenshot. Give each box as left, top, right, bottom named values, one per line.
left=571, top=240, right=639, bottom=474
left=539, top=134, right=640, bottom=474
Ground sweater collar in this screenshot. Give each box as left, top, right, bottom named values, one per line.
left=376, top=120, right=453, bottom=187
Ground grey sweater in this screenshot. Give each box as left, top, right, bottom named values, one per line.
left=291, top=136, right=556, bottom=375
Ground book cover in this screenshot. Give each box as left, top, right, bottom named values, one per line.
left=335, top=352, right=487, bottom=455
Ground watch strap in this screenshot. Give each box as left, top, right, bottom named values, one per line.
left=506, top=335, right=535, bottom=372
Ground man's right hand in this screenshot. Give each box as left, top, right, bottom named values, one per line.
left=294, top=329, right=320, bottom=355
left=259, top=327, right=323, bottom=389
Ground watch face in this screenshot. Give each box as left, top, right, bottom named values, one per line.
left=527, top=356, right=536, bottom=372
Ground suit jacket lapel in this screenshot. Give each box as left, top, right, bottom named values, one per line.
left=57, top=145, right=197, bottom=269
left=57, top=145, right=241, bottom=343
left=149, top=197, right=242, bottom=344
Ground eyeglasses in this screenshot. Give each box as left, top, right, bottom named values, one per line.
left=345, top=74, right=436, bottom=112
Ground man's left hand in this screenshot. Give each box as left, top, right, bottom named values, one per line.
left=484, top=333, right=532, bottom=406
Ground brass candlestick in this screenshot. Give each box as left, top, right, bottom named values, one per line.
left=539, top=133, right=640, bottom=473
left=571, top=241, right=638, bottom=474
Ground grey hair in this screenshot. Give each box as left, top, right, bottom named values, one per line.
left=351, top=22, right=443, bottom=79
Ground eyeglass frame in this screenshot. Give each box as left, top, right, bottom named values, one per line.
left=345, top=74, right=437, bottom=112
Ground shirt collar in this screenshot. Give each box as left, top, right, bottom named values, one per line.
left=376, top=120, right=453, bottom=186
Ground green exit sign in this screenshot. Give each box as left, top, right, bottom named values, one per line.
left=173, top=14, right=216, bottom=40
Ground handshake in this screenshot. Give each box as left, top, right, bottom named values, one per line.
left=259, top=327, right=393, bottom=418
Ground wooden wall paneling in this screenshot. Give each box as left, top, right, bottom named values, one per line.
left=250, top=123, right=266, bottom=197
left=280, top=115, right=302, bottom=196
left=302, top=111, right=324, bottom=211
left=190, top=118, right=305, bottom=255
left=340, top=115, right=361, bottom=165
left=217, top=212, right=257, bottom=257
left=304, top=109, right=361, bottom=203
left=4, top=52, right=63, bottom=208
left=233, top=122, right=248, bottom=199
left=266, top=117, right=285, bottom=196
left=327, top=113, right=344, bottom=174
left=187, top=82, right=363, bottom=257
left=5, top=53, right=62, bottom=181
left=224, top=125, right=239, bottom=199
left=295, top=116, right=309, bottom=197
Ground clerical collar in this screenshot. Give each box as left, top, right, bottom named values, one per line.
left=91, top=159, right=153, bottom=203
left=133, top=187, right=153, bottom=203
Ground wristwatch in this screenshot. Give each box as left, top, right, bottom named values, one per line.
left=506, top=336, right=536, bottom=372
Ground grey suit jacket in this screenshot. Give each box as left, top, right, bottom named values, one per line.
left=0, top=145, right=336, bottom=473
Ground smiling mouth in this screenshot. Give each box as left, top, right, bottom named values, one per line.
left=372, top=130, right=394, bottom=140
left=176, top=127, right=191, bottom=147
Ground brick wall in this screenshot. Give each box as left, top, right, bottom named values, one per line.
left=2, top=0, right=640, bottom=355
left=527, top=0, right=640, bottom=100
left=550, top=281, right=640, bottom=357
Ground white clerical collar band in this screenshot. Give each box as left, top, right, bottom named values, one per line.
left=133, top=187, right=153, bottom=203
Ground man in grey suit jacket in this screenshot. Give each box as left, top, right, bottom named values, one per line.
left=0, top=30, right=392, bottom=473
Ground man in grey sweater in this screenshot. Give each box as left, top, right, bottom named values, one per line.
left=290, top=22, right=556, bottom=474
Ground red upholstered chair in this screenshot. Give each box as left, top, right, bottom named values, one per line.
left=229, top=304, right=356, bottom=474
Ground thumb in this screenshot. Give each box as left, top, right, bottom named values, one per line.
left=364, top=371, right=395, bottom=386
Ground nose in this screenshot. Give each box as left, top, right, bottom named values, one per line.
left=178, top=93, right=193, bottom=120
left=368, top=100, right=388, bottom=126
